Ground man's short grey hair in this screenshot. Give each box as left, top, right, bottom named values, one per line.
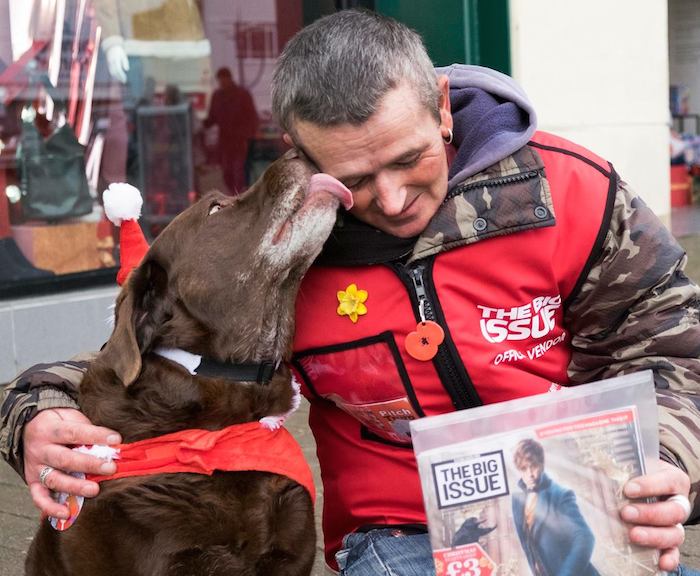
left=271, top=9, right=440, bottom=135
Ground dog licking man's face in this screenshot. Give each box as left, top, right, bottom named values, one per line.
left=113, top=150, right=352, bottom=369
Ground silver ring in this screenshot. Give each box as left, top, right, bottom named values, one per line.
left=38, top=465, right=55, bottom=487
left=667, top=494, right=692, bottom=521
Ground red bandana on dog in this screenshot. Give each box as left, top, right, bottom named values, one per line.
left=87, top=422, right=315, bottom=502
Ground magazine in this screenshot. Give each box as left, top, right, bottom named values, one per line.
left=410, top=371, right=662, bottom=576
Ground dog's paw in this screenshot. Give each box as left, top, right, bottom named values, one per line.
left=259, top=415, right=285, bottom=430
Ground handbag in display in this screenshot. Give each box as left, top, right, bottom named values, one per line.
left=17, top=120, right=93, bottom=221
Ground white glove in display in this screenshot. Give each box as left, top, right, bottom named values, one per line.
left=104, top=41, right=129, bottom=84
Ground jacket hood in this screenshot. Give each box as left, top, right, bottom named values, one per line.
left=437, top=64, right=538, bottom=192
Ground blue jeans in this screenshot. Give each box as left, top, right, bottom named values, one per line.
left=335, top=528, right=700, bottom=576
left=336, top=529, right=434, bottom=575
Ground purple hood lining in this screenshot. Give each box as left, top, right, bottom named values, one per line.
left=437, top=64, right=538, bottom=192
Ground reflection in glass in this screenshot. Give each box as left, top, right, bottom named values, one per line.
left=0, top=0, right=364, bottom=290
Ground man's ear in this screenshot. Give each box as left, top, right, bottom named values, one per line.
left=437, top=74, right=453, bottom=135
left=282, top=133, right=294, bottom=147
left=100, top=259, right=170, bottom=386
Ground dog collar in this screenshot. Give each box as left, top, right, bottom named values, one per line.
left=154, top=347, right=277, bottom=384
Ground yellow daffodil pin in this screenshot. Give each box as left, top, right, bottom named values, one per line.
left=337, top=283, right=368, bottom=323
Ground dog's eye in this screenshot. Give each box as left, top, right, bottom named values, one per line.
left=208, top=203, right=222, bottom=216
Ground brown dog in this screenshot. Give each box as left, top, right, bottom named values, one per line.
left=25, top=150, right=352, bottom=576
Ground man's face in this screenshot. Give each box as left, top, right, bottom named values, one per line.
left=518, top=461, right=543, bottom=490
left=287, top=78, right=453, bottom=238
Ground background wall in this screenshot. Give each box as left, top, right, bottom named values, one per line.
left=509, top=0, right=671, bottom=218
left=0, top=287, right=117, bottom=382
left=0, top=0, right=11, bottom=64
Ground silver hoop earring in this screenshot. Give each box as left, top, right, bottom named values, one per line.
left=443, top=128, right=453, bottom=145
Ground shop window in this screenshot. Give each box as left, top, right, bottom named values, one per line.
left=0, top=0, right=307, bottom=298
left=1, top=0, right=474, bottom=299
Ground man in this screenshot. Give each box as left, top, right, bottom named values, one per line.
left=203, top=67, right=259, bottom=194
left=2, top=10, right=698, bottom=576
left=511, top=439, right=599, bottom=576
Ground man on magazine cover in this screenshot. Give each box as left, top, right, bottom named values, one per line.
left=511, top=439, right=600, bottom=576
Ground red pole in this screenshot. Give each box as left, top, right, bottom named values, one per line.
left=0, top=167, right=11, bottom=238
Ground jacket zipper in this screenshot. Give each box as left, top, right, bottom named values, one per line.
left=400, top=262, right=480, bottom=410
left=445, top=170, right=541, bottom=202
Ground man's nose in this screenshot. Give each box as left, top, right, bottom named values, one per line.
left=372, top=172, right=407, bottom=216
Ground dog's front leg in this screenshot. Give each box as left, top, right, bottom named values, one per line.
left=254, top=483, right=316, bottom=576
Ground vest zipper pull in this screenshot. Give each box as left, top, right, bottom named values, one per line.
left=405, top=266, right=444, bottom=361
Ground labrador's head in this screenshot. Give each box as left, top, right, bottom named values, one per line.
left=102, top=150, right=352, bottom=386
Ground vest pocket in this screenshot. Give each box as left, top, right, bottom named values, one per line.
left=293, top=331, right=424, bottom=445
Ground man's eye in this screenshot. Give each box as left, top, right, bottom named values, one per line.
left=344, top=178, right=366, bottom=191
left=396, top=155, right=420, bottom=167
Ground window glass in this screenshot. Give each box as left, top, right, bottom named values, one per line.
left=0, top=0, right=310, bottom=296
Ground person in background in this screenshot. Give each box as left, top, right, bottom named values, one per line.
left=203, top=66, right=259, bottom=194
left=2, top=10, right=699, bottom=576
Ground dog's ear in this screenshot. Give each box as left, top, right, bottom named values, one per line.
left=101, top=259, right=171, bottom=386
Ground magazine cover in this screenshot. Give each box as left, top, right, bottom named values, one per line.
left=411, top=371, right=662, bottom=576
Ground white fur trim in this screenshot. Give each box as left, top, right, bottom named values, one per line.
left=154, top=347, right=202, bottom=375
left=289, top=374, right=302, bottom=413
left=103, top=183, right=143, bottom=226
left=259, top=416, right=285, bottom=430
left=73, top=444, right=120, bottom=461
left=258, top=374, right=303, bottom=429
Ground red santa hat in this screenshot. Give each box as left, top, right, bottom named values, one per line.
left=103, top=183, right=150, bottom=285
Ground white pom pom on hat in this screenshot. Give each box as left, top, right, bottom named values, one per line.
left=102, top=183, right=150, bottom=286
left=103, top=182, right=143, bottom=226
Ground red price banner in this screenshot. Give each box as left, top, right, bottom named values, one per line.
left=433, top=543, right=495, bottom=576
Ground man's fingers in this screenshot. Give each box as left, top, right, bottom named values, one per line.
left=621, top=499, right=689, bottom=527
left=29, top=483, right=70, bottom=519
left=624, top=463, right=690, bottom=501
left=34, top=464, right=100, bottom=499
left=41, top=445, right=117, bottom=477
left=48, top=420, right=121, bottom=447
left=24, top=408, right=121, bottom=464
left=628, top=524, right=685, bottom=551
left=658, top=547, right=681, bottom=573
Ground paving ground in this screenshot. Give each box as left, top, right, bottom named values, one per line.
left=2, top=232, right=700, bottom=575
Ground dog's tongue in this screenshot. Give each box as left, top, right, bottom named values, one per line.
left=308, top=173, right=354, bottom=210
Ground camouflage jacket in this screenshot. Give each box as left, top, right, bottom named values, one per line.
left=2, top=141, right=700, bottom=523
left=414, top=142, right=700, bottom=524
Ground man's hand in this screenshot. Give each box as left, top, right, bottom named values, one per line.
left=23, top=408, right=121, bottom=519
left=620, top=460, right=691, bottom=572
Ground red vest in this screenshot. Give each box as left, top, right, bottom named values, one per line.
left=291, top=132, right=614, bottom=569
